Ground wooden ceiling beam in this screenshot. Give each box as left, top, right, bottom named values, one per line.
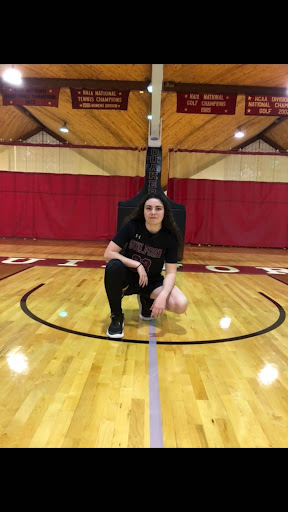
left=0, top=78, right=151, bottom=91
left=21, top=127, right=43, bottom=140
left=2, top=79, right=288, bottom=96
left=233, top=133, right=286, bottom=151
left=260, top=134, right=286, bottom=151
left=163, top=82, right=288, bottom=96
left=15, top=105, right=46, bottom=129
left=15, top=105, right=68, bottom=144
left=233, top=117, right=287, bottom=151
left=1, top=78, right=287, bottom=96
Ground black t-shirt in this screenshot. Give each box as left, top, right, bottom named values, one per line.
left=112, top=219, right=178, bottom=281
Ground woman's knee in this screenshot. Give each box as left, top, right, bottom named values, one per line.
left=105, top=259, right=126, bottom=275
left=168, top=295, right=188, bottom=314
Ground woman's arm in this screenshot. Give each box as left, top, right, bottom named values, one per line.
left=162, top=263, right=177, bottom=295
left=151, top=263, right=177, bottom=317
left=104, top=241, right=140, bottom=270
left=104, top=241, right=148, bottom=287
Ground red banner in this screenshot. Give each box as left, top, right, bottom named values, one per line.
left=177, top=92, right=237, bottom=115
left=245, top=95, right=288, bottom=116
left=1, top=86, right=59, bottom=106
left=70, top=88, right=130, bottom=110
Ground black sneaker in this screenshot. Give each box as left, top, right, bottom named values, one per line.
left=107, top=314, right=124, bottom=338
left=137, top=295, right=154, bottom=321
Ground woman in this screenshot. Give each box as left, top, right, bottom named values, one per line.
left=104, top=193, right=188, bottom=338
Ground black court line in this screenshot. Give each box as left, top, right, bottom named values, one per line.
left=269, top=275, right=288, bottom=287
left=20, top=284, right=286, bottom=345
left=0, top=266, right=34, bottom=281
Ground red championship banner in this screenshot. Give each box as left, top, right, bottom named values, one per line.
left=177, top=92, right=237, bottom=115
left=1, top=86, right=60, bottom=106
left=70, top=88, right=130, bottom=110
left=245, top=95, right=288, bottom=116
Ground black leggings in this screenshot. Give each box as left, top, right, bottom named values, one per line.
left=104, top=259, right=164, bottom=316
left=104, top=259, right=128, bottom=316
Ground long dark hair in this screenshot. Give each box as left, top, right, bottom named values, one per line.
left=128, top=193, right=184, bottom=260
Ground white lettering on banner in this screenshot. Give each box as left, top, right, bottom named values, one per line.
left=255, top=267, right=288, bottom=274
left=58, top=260, right=84, bottom=266
left=203, top=94, right=224, bottom=100
left=93, top=90, right=116, bottom=96
left=95, top=97, right=122, bottom=103
left=2, top=257, right=46, bottom=264
left=202, top=101, right=226, bottom=107
left=272, top=97, right=288, bottom=102
left=78, top=97, right=94, bottom=102
left=248, top=102, right=270, bottom=108
left=205, top=265, right=240, bottom=273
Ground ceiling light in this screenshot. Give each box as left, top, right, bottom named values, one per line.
left=234, top=127, right=245, bottom=139
left=60, top=122, right=69, bottom=133
left=147, top=114, right=152, bottom=120
left=147, top=84, right=153, bottom=93
left=2, top=65, right=22, bottom=85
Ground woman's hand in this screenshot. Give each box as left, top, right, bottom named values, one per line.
left=137, top=263, right=148, bottom=287
left=151, top=293, right=166, bottom=318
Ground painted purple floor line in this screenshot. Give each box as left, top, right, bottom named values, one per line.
left=149, top=321, right=164, bottom=448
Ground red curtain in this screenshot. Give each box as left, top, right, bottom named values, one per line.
left=167, top=178, right=288, bottom=248
left=0, top=171, right=144, bottom=240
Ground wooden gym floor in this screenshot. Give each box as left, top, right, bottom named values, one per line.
left=0, top=238, right=288, bottom=448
